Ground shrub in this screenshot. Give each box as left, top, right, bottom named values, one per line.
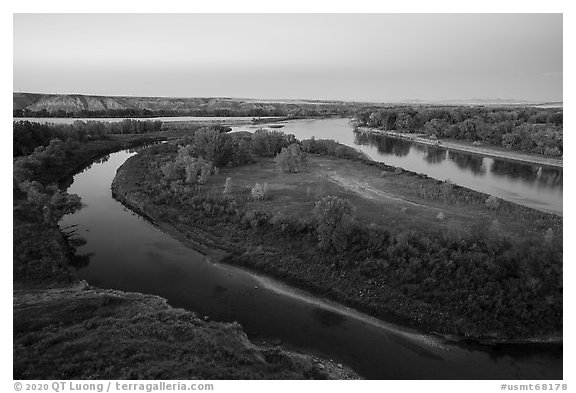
left=490, top=219, right=502, bottom=233
left=223, top=177, right=233, bottom=194
left=242, top=209, right=269, bottom=229
left=269, top=211, right=289, bottom=232
left=485, top=195, right=500, bottom=209
left=184, top=157, right=213, bottom=185
left=301, top=138, right=362, bottom=160
left=251, top=129, right=296, bottom=157
left=251, top=183, right=269, bottom=201
left=544, top=228, right=554, bottom=243
left=275, top=143, right=307, bottom=173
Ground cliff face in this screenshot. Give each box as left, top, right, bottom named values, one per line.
left=13, top=92, right=358, bottom=115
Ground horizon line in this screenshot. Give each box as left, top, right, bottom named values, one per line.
left=13, top=91, right=562, bottom=105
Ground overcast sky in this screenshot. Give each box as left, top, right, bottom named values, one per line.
left=13, top=13, right=562, bottom=102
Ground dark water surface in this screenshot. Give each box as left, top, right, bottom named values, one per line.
left=59, top=150, right=562, bottom=379
left=232, top=118, right=562, bottom=215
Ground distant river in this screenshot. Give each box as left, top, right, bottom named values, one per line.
left=232, top=118, right=563, bottom=215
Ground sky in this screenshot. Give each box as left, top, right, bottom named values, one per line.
left=13, top=13, right=563, bottom=102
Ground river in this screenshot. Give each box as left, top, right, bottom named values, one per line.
left=231, top=118, right=562, bottom=215
left=17, top=116, right=562, bottom=214
left=59, top=148, right=562, bottom=379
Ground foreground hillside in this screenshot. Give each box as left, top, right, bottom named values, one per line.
left=14, top=282, right=354, bottom=379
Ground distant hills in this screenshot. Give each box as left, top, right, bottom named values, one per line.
left=13, top=92, right=562, bottom=117
left=12, top=93, right=366, bottom=117
left=399, top=98, right=562, bottom=107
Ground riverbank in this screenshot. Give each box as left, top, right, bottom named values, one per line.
left=14, top=281, right=356, bottom=379
left=13, top=135, right=358, bottom=379
left=356, top=127, right=563, bottom=168
left=112, top=142, right=562, bottom=344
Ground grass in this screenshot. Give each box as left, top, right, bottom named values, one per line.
left=204, top=155, right=561, bottom=245
left=14, top=283, right=353, bottom=379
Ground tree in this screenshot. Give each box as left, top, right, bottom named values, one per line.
left=251, top=129, right=296, bottom=157
left=395, top=113, right=415, bottom=132
left=192, top=127, right=232, bottom=166
left=313, top=196, right=354, bottom=252
left=275, top=143, right=307, bottom=173
left=160, top=145, right=214, bottom=185
left=423, top=119, right=449, bottom=138
left=19, top=180, right=81, bottom=223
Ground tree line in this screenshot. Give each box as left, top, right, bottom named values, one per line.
left=13, top=104, right=359, bottom=119
left=13, top=120, right=163, bottom=157
left=354, top=106, right=563, bottom=157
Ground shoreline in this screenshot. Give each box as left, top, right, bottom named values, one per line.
left=356, top=127, right=563, bottom=168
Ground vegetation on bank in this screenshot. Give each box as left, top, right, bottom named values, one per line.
left=13, top=121, right=353, bottom=379
left=13, top=119, right=163, bottom=156
left=353, top=106, right=563, bottom=157
left=14, top=122, right=169, bottom=287
left=113, top=126, right=562, bottom=341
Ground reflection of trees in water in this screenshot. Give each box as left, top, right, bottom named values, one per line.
left=490, top=159, right=563, bottom=189
left=448, top=151, right=486, bottom=175
left=418, top=145, right=447, bottom=164
left=354, top=133, right=411, bottom=157
left=68, top=253, right=93, bottom=269
left=92, top=154, right=110, bottom=164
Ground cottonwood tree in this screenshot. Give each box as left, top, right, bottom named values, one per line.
left=192, top=127, right=232, bottom=166
left=313, top=196, right=354, bottom=252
